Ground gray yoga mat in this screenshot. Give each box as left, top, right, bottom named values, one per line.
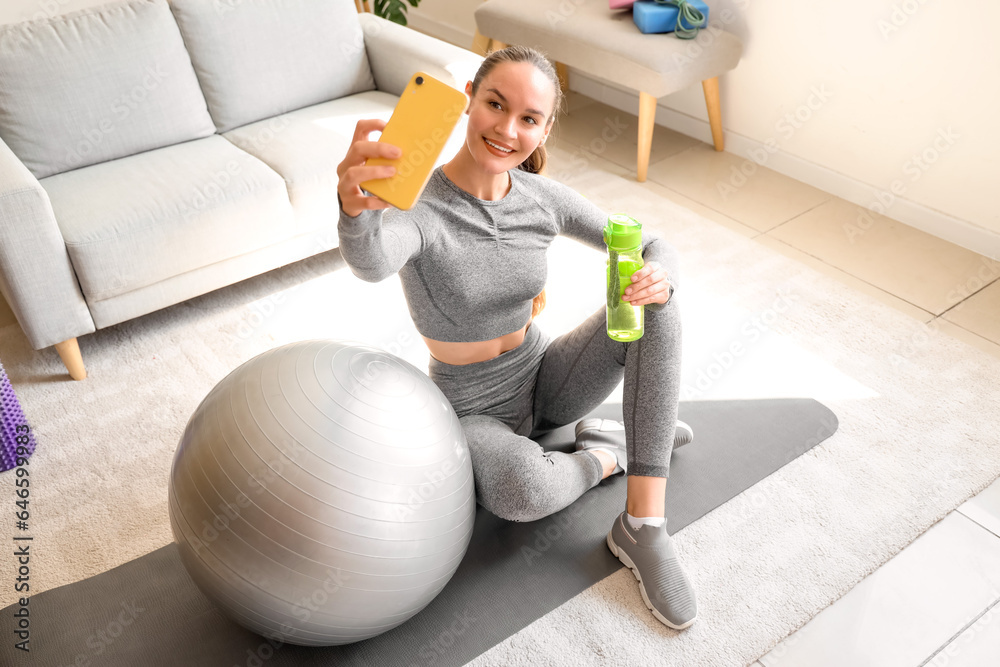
left=1, top=398, right=836, bottom=666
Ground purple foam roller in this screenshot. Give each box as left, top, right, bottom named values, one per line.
left=0, top=360, right=36, bottom=472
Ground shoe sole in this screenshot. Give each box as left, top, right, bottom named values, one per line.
left=606, top=529, right=697, bottom=630
left=674, top=421, right=693, bottom=449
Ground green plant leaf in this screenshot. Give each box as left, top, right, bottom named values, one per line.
left=374, top=0, right=419, bottom=26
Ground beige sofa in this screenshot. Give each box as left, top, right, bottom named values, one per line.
left=0, top=0, right=482, bottom=379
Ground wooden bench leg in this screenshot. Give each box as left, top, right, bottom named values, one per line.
left=637, top=91, right=657, bottom=183
left=702, top=77, right=724, bottom=151
left=54, top=337, right=87, bottom=381
left=555, top=62, right=569, bottom=95
left=472, top=29, right=491, bottom=56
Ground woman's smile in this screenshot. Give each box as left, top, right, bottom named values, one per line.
left=483, top=137, right=516, bottom=156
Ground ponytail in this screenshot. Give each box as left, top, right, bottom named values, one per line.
left=518, top=143, right=548, bottom=175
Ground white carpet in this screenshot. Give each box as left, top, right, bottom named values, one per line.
left=1, top=148, right=998, bottom=666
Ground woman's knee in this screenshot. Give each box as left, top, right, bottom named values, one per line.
left=476, top=460, right=559, bottom=523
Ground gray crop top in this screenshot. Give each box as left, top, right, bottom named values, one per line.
left=337, top=166, right=674, bottom=342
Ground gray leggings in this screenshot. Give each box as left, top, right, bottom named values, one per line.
left=427, top=292, right=682, bottom=523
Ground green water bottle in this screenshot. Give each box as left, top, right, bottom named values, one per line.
left=604, top=214, right=644, bottom=341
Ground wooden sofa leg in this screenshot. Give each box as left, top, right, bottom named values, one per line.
left=637, top=91, right=657, bottom=183
left=487, top=39, right=507, bottom=53
left=702, top=77, right=724, bottom=151
left=54, top=338, right=87, bottom=381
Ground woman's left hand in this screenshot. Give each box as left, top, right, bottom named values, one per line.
left=623, top=261, right=673, bottom=306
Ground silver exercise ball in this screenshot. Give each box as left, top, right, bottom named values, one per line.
left=167, top=340, right=476, bottom=646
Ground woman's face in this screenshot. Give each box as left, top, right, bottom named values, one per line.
left=464, top=61, right=556, bottom=173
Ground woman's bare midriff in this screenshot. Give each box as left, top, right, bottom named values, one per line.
left=424, top=323, right=530, bottom=365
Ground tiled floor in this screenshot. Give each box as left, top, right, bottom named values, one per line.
left=550, top=91, right=1000, bottom=666
left=1, top=89, right=998, bottom=666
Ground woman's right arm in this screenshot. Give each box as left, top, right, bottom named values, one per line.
left=336, top=119, right=423, bottom=282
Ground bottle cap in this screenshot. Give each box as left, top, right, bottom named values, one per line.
left=603, top=214, right=642, bottom=251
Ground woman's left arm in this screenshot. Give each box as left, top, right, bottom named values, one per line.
left=553, top=182, right=680, bottom=310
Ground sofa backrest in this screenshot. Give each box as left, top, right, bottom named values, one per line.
left=0, top=0, right=216, bottom=180
left=167, top=0, right=376, bottom=134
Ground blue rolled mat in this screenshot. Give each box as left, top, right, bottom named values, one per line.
left=633, top=0, right=710, bottom=35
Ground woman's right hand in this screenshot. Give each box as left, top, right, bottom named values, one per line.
left=337, top=118, right=402, bottom=218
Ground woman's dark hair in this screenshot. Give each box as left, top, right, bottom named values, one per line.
left=469, top=45, right=563, bottom=175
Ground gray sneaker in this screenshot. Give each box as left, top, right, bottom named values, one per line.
left=606, top=511, right=697, bottom=630
left=575, top=418, right=694, bottom=454
left=575, top=418, right=628, bottom=475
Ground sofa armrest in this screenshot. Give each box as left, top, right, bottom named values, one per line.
left=359, top=13, right=484, bottom=96
left=0, top=137, right=95, bottom=350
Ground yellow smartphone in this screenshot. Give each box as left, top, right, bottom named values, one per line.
left=361, top=72, right=469, bottom=210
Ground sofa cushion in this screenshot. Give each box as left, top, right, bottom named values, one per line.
left=40, top=136, right=296, bottom=302
left=168, top=0, right=376, bottom=134
left=0, top=0, right=216, bottom=180
left=224, top=90, right=416, bottom=231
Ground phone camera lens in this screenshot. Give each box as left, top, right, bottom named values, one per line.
left=415, top=76, right=424, bottom=85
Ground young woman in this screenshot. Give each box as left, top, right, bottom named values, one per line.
left=336, top=46, right=696, bottom=630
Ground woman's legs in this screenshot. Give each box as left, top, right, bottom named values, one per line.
left=532, top=296, right=697, bottom=630
left=532, top=295, right=683, bottom=483
left=460, top=414, right=603, bottom=522
left=429, top=324, right=606, bottom=523
left=431, top=287, right=683, bottom=523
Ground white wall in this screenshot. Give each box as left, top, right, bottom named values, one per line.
left=406, top=0, right=999, bottom=258
left=2, top=0, right=996, bottom=256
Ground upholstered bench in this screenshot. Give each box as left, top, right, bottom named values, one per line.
left=473, top=0, right=743, bottom=181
